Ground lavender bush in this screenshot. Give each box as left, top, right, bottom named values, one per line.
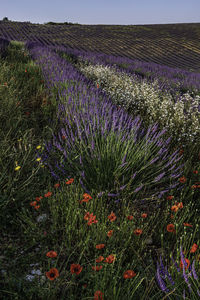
left=27, top=43, right=185, bottom=211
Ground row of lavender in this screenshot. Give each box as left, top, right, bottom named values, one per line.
left=53, top=45, right=200, bottom=97
left=26, top=41, right=185, bottom=208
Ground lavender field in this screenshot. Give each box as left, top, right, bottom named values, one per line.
left=0, top=22, right=200, bottom=300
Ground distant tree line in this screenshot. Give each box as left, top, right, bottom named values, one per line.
left=44, top=21, right=80, bottom=25
left=2, top=17, right=9, bottom=22
left=0, top=18, right=79, bottom=25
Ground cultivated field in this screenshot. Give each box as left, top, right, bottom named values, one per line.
left=0, top=22, right=200, bottom=300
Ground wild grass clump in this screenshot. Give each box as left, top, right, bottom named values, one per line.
left=0, top=40, right=59, bottom=230
left=1, top=42, right=200, bottom=300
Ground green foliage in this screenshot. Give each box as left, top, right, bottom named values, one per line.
left=0, top=41, right=58, bottom=231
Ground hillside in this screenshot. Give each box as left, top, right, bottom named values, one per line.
left=0, top=21, right=200, bottom=72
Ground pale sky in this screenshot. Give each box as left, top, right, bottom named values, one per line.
left=0, top=0, right=199, bottom=25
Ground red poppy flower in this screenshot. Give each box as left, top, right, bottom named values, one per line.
left=36, top=196, right=43, bottom=202
left=65, top=178, right=74, bottom=184
left=83, top=193, right=92, bottom=200
left=96, top=256, right=104, bottom=263
left=94, top=290, right=103, bottom=300
left=107, top=230, right=113, bottom=237
left=45, top=268, right=59, bottom=281
left=84, top=212, right=93, bottom=220
left=190, top=243, right=198, bottom=253
left=44, top=191, right=52, bottom=198
left=171, top=205, right=179, bottom=212
left=104, top=254, right=115, bottom=264
left=179, top=176, right=186, bottom=183
left=134, top=229, right=143, bottom=235
left=180, top=258, right=190, bottom=271
left=96, top=244, right=105, bottom=250
left=141, top=213, right=147, bottom=218
left=123, top=270, right=136, bottom=279
left=92, top=265, right=103, bottom=271
left=167, top=224, right=176, bottom=233
left=46, top=251, right=58, bottom=258
left=108, top=211, right=117, bottom=222
left=54, top=183, right=60, bottom=188
left=166, top=195, right=174, bottom=200
left=70, top=264, right=83, bottom=275
left=183, top=223, right=193, bottom=227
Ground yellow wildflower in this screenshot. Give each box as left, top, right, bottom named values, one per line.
left=15, top=166, right=21, bottom=171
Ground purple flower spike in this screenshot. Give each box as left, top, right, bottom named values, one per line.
left=154, top=172, right=166, bottom=182
left=171, top=255, right=180, bottom=272
left=107, top=193, right=120, bottom=197
left=119, top=162, right=128, bottom=168
left=97, top=191, right=105, bottom=198
left=180, top=246, right=188, bottom=270
left=119, top=184, right=127, bottom=191
left=192, top=260, right=198, bottom=281
left=156, top=262, right=170, bottom=293
left=121, top=153, right=127, bottom=164
left=159, top=256, right=166, bottom=278
left=182, top=262, right=190, bottom=285
left=164, top=266, right=175, bottom=285
left=131, top=172, right=137, bottom=180
left=133, top=184, right=144, bottom=193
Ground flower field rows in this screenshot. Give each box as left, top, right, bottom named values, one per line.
left=0, top=40, right=200, bottom=300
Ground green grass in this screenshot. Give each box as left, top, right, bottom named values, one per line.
left=0, top=41, right=200, bottom=300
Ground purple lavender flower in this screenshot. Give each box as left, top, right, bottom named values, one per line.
left=91, top=139, right=95, bottom=151
left=159, top=256, right=167, bottom=278
left=121, top=153, right=127, bottom=164
left=171, top=255, right=180, bottom=273
left=131, top=172, right=137, bottom=180
left=81, top=170, right=85, bottom=178
left=192, top=260, right=198, bottom=281
left=180, top=246, right=188, bottom=270
left=119, top=162, right=128, bottom=168
left=156, top=262, right=170, bottom=293
left=97, top=191, right=105, bottom=198
left=154, top=172, right=165, bottom=182
left=107, top=193, right=120, bottom=197
left=149, top=156, right=159, bottom=165
left=133, top=184, right=144, bottom=193
left=164, top=266, right=175, bottom=285
left=119, top=184, right=127, bottom=191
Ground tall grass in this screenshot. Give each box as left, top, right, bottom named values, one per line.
left=0, top=41, right=199, bottom=300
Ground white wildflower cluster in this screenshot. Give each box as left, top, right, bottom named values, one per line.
left=78, top=61, right=200, bottom=144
